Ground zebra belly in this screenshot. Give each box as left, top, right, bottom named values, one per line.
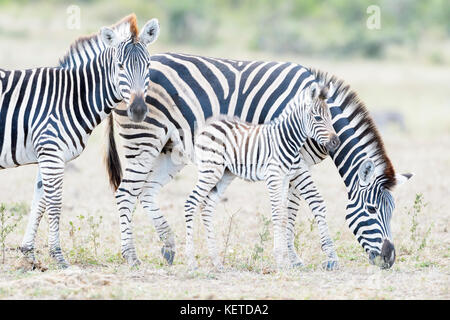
left=0, top=116, right=38, bottom=168
left=0, top=136, right=37, bottom=168
left=0, top=118, right=88, bottom=168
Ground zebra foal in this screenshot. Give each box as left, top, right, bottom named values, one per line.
left=0, top=14, right=159, bottom=267
left=184, top=82, right=339, bottom=270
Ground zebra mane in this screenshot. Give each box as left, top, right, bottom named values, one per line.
left=58, top=14, right=139, bottom=68
left=310, top=68, right=397, bottom=190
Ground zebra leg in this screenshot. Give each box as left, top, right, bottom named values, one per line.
left=285, top=180, right=305, bottom=267
left=115, top=125, right=179, bottom=267
left=265, top=173, right=290, bottom=269
left=37, top=152, right=68, bottom=268
left=20, top=169, right=46, bottom=265
left=116, top=162, right=154, bottom=267
left=184, top=168, right=224, bottom=270
left=139, top=152, right=185, bottom=265
left=288, top=168, right=339, bottom=270
left=200, top=171, right=235, bottom=270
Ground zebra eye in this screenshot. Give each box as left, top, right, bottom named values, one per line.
left=367, top=205, right=377, bottom=214
left=314, top=116, right=322, bottom=121
left=118, top=63, right=124, bottom=71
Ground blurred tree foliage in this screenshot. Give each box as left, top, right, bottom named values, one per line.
left=0, top=0, right=448, bottom=58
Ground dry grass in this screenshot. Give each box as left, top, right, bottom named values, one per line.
left=0, top=118, right=448, bottom=299
left=0, top=5, right=449, bottom=300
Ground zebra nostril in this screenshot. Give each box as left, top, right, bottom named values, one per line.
left=331, top=135, right=340, bottom=147
left=325, top=135, right=340, bottom=152
left=380, top=239, right=396, bottom=268
left=128, top=94, right=148, bottom=123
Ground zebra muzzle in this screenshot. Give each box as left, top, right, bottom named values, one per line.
left=369, top=239, right=396, bottom=269
left=325, top=134, right=340, bottom=153
left=128, top=94, right=148, bottom=123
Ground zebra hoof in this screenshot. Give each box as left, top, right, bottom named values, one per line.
left=20, top=246, right=36, bottom=264
left=122, top=249, right=141, bottom=267
left=161, top=247, right=175, bottom=265
left=322, top=260, right=339, bottom=271
left=57, top=260, right=70, bottom=269
left=49, top=247, right=70, bottom=269
left=52, top=256, right=70, bottom=269
left=127, top=257, right=142, bottom=268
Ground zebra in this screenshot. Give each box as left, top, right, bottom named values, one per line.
left=185, top=82, right=339, bottom=270
left=0, top=14, right=160, bottom=268
left=104, top=53, right=412, bottom=269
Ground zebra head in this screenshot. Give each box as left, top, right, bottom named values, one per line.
left=100, top=18, right=160, bottom=122
left=347, top=158, right=413, bottom=269
left=302, top=82, right=340, bottom=152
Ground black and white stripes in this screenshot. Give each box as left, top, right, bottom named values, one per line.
left=184, top=83, right=338, bottom=269
left=105, top=53, right=412, bottom=269
left=0, top=14, right=159, bottom=267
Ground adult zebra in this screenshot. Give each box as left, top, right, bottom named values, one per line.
left=0, top=14, right=160, bottom=268
left=105, top=53, right=412, bottom=269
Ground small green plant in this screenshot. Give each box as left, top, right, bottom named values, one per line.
left=104, top=249, right=122, bottom=264
left=407, top=193, right=431, bottom=252
left=222, top=207, right=240, bottom=266
left=251, top=213, right=271, bottom=262
left=68, top=214, right=88, bottom=263
left=293, top=216, right=316, bottom=256
left=68, top=216, right=82, bottom=251
left=308, top=217, right=315, bottom=232
left=68, top=213, right=103, bottom=264
left=87, top=214, right=103, bottom=257
left=0, top=202, right=27, bottom=264
left=418, top=224, right=432, bottom=252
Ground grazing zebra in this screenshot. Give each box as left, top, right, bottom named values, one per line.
left=185, top=82, right=339, bottom=270
left=0, top=14, right=160, bottom=268
left=104, top=53, right=412, bottom=269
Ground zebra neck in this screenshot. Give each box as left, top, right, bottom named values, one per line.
left=69, top=52, right=122, bottom=130
left=272, top=108, right=306, bottom=154
left=330, top=124, right=389, bottom=198
left=309, top=68, right=397, bottom=194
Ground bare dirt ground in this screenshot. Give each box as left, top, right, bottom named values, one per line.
left=0, top=7, right=449, bottom=299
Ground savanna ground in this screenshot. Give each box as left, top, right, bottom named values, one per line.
left=0, top=2, right=449, bottom=299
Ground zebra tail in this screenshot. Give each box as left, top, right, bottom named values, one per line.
left=104, top=112, right=122, bottom=191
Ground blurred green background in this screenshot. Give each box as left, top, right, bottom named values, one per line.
left=0, top=0, right=449, bottom=135
left=0, top=0, right=449, bottom=63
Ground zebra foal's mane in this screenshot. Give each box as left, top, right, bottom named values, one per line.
left=310, top=68, right=396, bottom=190
left=58, top=13, right=139, bottom=68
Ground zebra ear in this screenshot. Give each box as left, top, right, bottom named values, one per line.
left=395, top=173, right=413, bottom=187
left=100, top=27, right=121, bottom=47
left=139, top=18, right=160, bottom=46
left=309, top=82, right=320, bottom=101
left=327, top=81, right=336, bottom=98
left=359, top=159, right=375, bottom=185
left=319, top=85, right=328, bottom=100
left=306, top=82, right=320, bottom=105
